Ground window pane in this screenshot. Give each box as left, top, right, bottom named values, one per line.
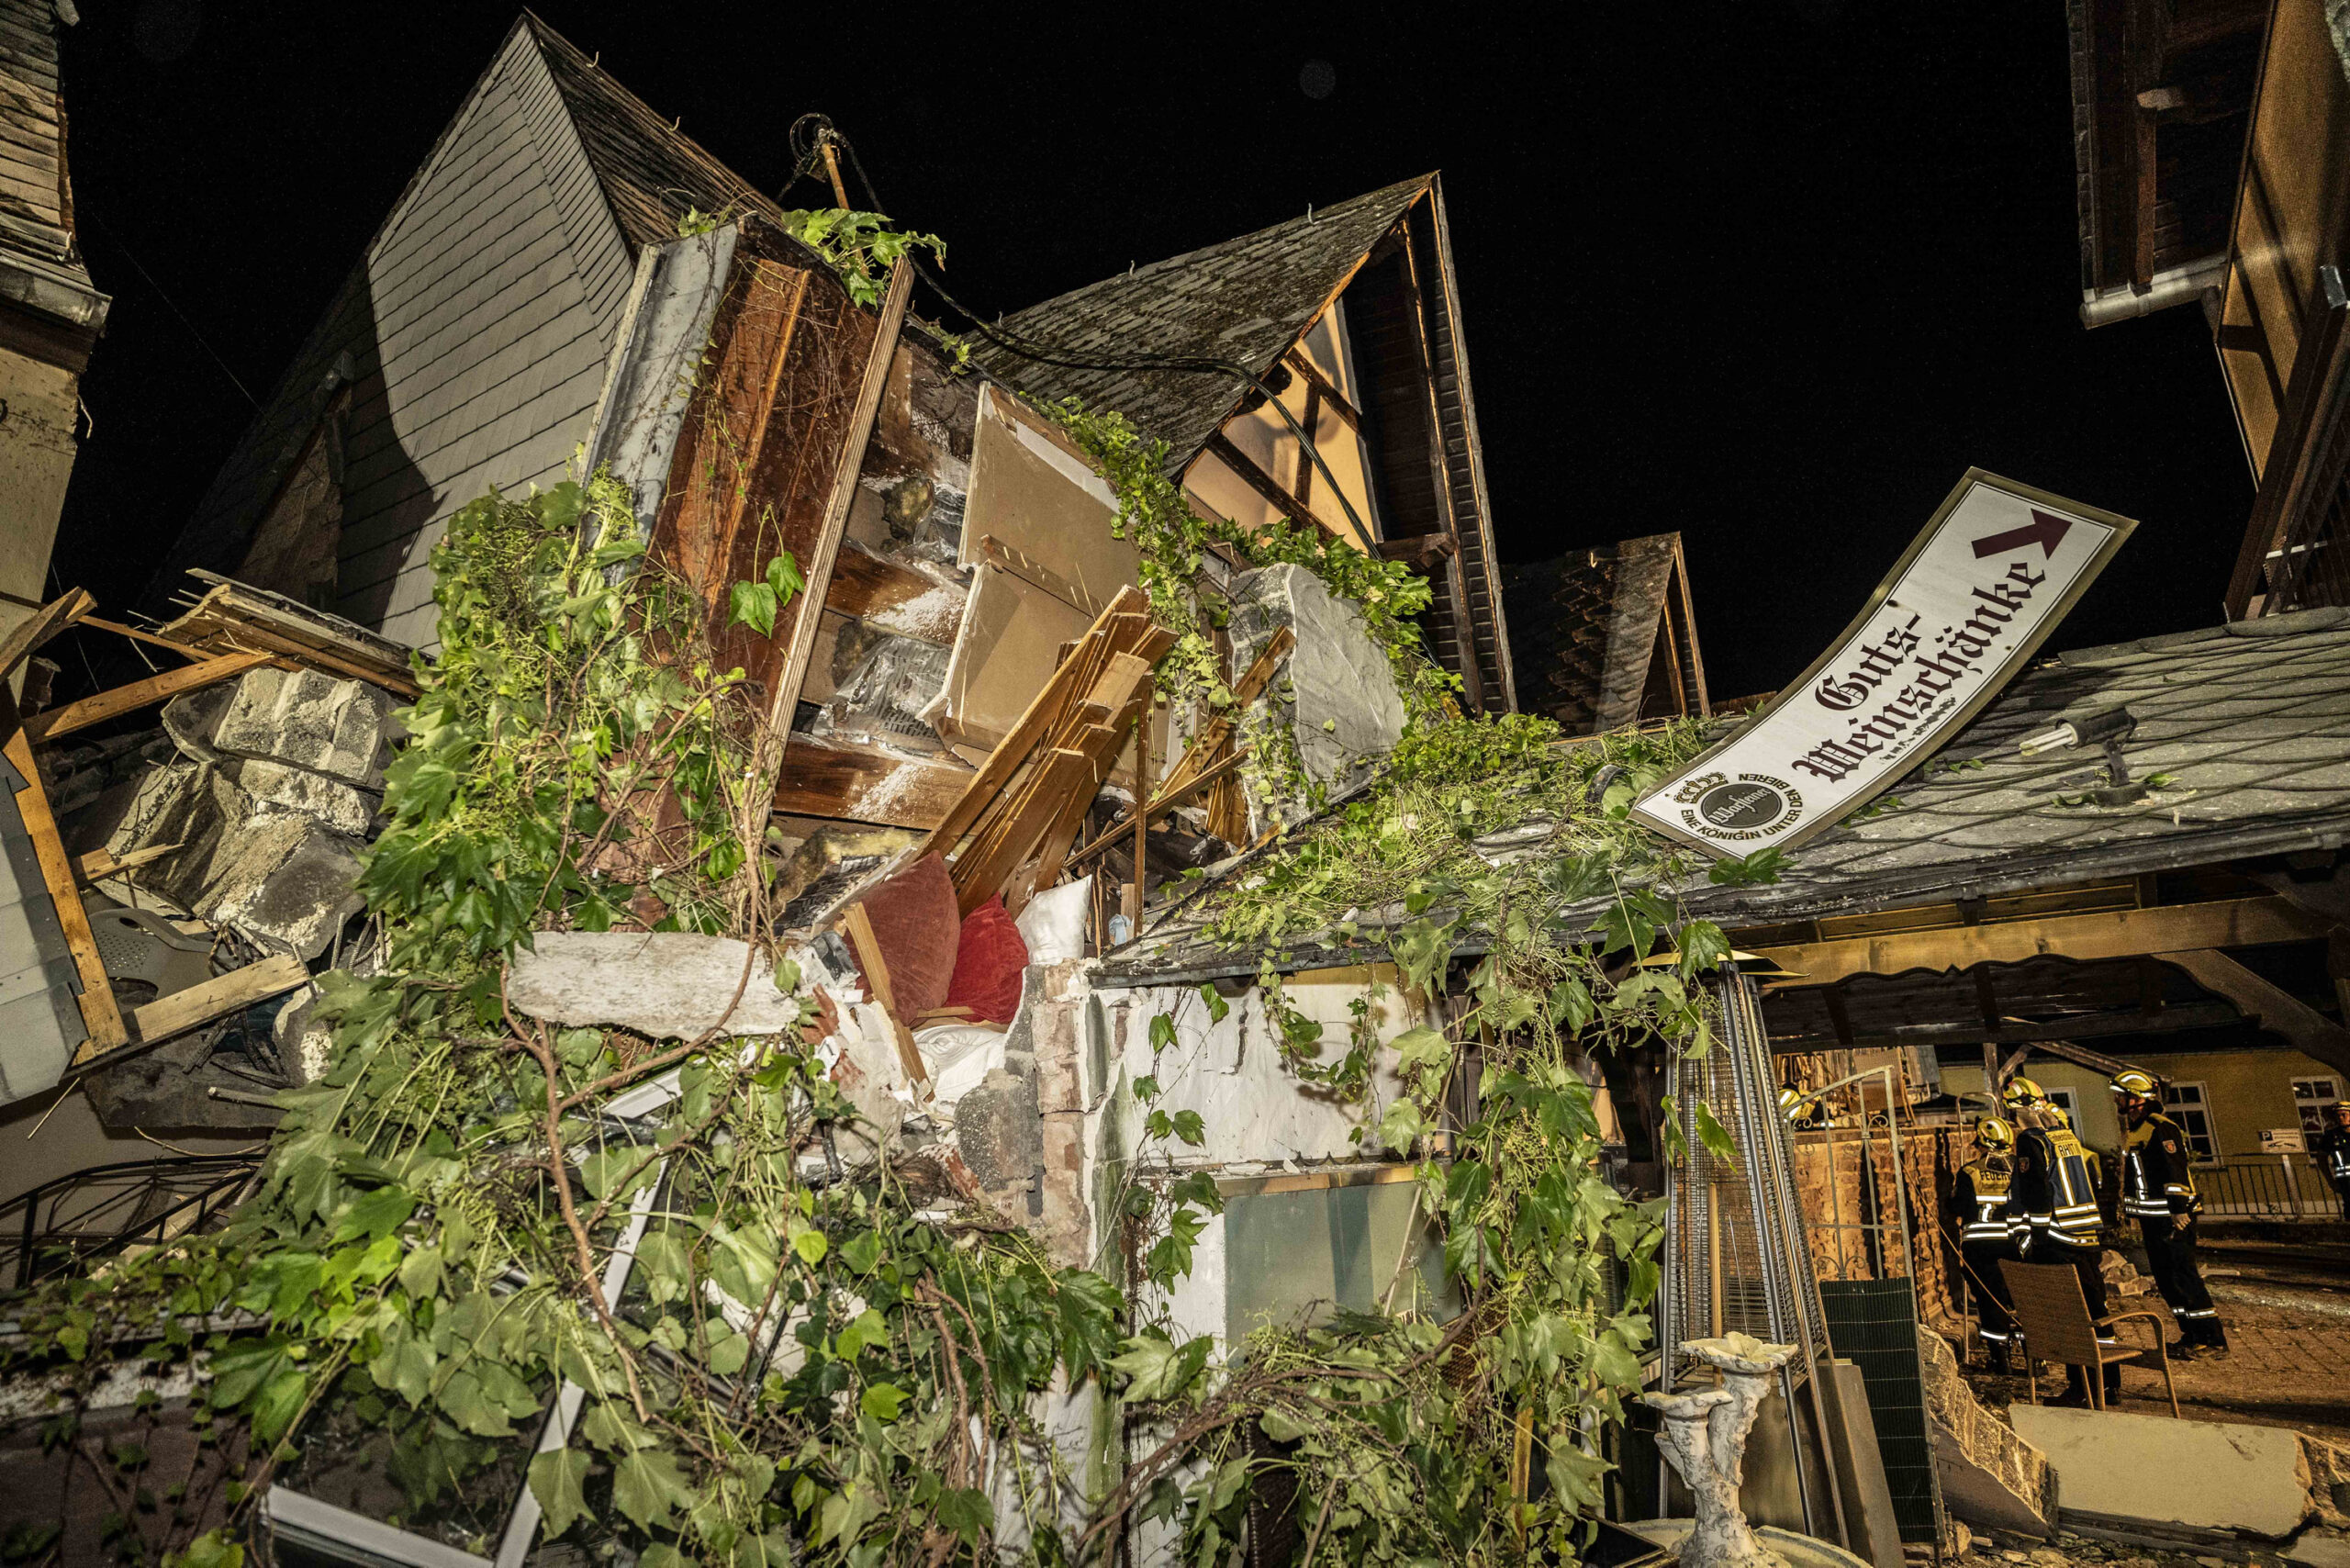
left=1224, top=1178, right=1460, bottom=1339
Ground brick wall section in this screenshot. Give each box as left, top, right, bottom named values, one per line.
left=1792, top=1126, right=1969, bottom=1335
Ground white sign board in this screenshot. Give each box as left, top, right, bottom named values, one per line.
left=1633, top=470, right=2135, bottom=858
left=2260, top=1127, right=2308, bottom=1154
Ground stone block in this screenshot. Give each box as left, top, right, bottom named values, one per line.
left=2006, top=1403, right=2311, bottom=1539
left=227, top=758, right=375, bottom=836
left=954, top=1062, right=1042, bottom=1221
left=508, top=932, right=809, bottom=1037
left=1028, top=998, right=1086, bottom=1114
left=1916, top=1326, right=2057, bottom=1536
left=1036, top=1111, right=1092, bottom=1269
left=2287, top=1530, right=2350, bottom=1568
left=206, top=666, right=396, bottom=788
left=1226, top=563, right=1407, bottom=826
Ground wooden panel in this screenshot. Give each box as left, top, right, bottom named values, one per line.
left=770, top=735, right=971, bottom=829
left=824, top=540, right=965, bottom=645
left=651, top=246, right=901, bottom=728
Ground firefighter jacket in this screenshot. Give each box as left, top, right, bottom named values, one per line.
left=2013, top=1124, right=2103, bottom=1251
left=2317, top=1124, right=2350, bottom=1183
left=1953, top=1159, right=2019, bottom=1245
left=2121, top=1112, right=2200, bottom=1222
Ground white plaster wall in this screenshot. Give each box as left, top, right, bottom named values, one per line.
left=0, top=350, right=81, bottom=670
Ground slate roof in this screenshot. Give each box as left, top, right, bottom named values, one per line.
left=151, top=13, right=776, bottom=647
left=974, top=175, right=1431, bottom=465
left=1101, top=607, right=2350, bottom=984
left=0, top=0, right=104, bottom=337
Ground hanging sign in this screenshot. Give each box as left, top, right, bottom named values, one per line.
left=1631, top=469, right=2135, bottom=858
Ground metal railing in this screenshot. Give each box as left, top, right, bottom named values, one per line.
left=2189, top=1154, right=2344, bottom=1222
left=0, top=1155, right=261, bottom=1291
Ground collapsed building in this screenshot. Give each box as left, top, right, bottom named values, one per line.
left=32, top=10, right=2350, bottom=1568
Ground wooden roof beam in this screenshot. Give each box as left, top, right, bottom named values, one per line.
left=1742, top=893, right=2328, bottom=985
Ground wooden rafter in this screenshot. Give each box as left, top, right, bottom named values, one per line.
left=24, top=650, right=274, bottom=745
left=1202, top=431, right=1337, bottom=541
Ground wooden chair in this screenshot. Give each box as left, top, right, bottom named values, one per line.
left=1999, top=1259, right=2181, bottom=1417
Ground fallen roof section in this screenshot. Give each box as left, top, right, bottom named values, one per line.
left=0, top=0, right=107, bottom=365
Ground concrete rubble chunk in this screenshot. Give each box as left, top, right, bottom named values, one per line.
left=2006, top=1402, right=2311, bottom=1540
left=508, top=932, right=809, bottom=1037
left=82, top=762, right=365, bottom=959
left=1915, top=1327, right=2057, bottom=1536
left=1226, top=562, right=1407, bottom=828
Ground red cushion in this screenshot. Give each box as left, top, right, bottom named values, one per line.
left=946, top=895, right=1029, bottom=1025
left=851, top=853, right=960, bottom=1019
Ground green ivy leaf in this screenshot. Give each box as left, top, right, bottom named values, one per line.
left=1109, top=1334, right=1211, bottom=1403
left=1197, top=984, right=1229, bottom=1024
left=858, top=1382, right=906, bottom=1423
left=787, top=1217, right=829, bottom=1267
left=1169, top=1109, right=1206, bottom=1147
left=330, top=1186, right=414, bottom=1243
left=529, top=1449, right=593, bottom=1538
left=766, top=551, right=805, bottom=603
left=840, top=1229, right=882, bottom=1275
left=612, top=1446, right=696, bottom=1530
left=1694, top=1099, right=1739, bottom=1163
left=728, top=580, right=778, bottom=638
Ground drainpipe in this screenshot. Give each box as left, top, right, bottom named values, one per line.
left=2079, top=256, right=2230, bottom=329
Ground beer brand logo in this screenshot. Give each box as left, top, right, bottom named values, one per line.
left=1672, top=771, right=1802, bottom=842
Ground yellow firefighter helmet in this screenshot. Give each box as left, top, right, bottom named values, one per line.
left=2001, top=1076, right=2044, bottom=1108
left=2109, top=1068, right=2160, bottom=1099
left=1779, top=1087, right=1806, bottom=1122
left=1976, top=1116, right=2015, bottom=1151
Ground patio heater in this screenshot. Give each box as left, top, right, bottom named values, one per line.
left=1655, top=967, right=1846, bottom=1545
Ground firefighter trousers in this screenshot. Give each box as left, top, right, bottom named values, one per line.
left=2140, top=1216, right=2226, bottom=1349
left=2332, top=1176, right=2350, bottom=1223
left=1961, top=1241, right=2018, bottom=1348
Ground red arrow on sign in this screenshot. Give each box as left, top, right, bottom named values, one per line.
left=1972, top=509, right=2074, bottom=559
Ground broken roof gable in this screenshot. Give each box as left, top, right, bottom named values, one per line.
left=151, top=13, right=778, bottom=647
left=978, top=174, right=1432, bottom=465
left=521, top=12, right=783, bottom=246
left=1504, top=532, right=1707, bottom=734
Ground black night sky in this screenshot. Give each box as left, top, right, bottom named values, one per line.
left=47, top=0, right=2246, bottom=703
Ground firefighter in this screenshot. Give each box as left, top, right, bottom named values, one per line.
left=1953, top=1116, right=2024, bottom=1371
left=2315, top=1101, right=2350, bottom=1221
left=1779, top=1087, right=1825, bottom=1131
left=2111, top=1069, right=2228, bottom=1357
left=2004, top=1077, right=2121, bottom=1404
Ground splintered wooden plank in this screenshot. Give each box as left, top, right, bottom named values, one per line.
left=771, top=735, right=972, bottom=829
left=24, top=650, right=273, bottom=745
left=954, top=746, right=1091, bottom=914
left=1066, top=745, right=1249, bottom=871
left=128, top=954, right=311, bottom=1047
left=840, top=902, right=930, bottom=1088
left=918, top=584, right=1147, bottom=859
left=1075, top=653, right=1151, bottom=727
left=1159, top=626, right=1292, bottom=795
left=3, top=697, right=127, bottom=1058
left=0, top=587, right=92, bottom=688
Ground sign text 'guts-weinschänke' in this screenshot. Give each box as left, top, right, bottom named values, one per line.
left=1630, top=470, right=2135, bottom=858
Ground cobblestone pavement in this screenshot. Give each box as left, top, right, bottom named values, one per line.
left=1944, top=1525, right=2350, bottom=1568
left=1959, top=1281, right=2350, bottom=1447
